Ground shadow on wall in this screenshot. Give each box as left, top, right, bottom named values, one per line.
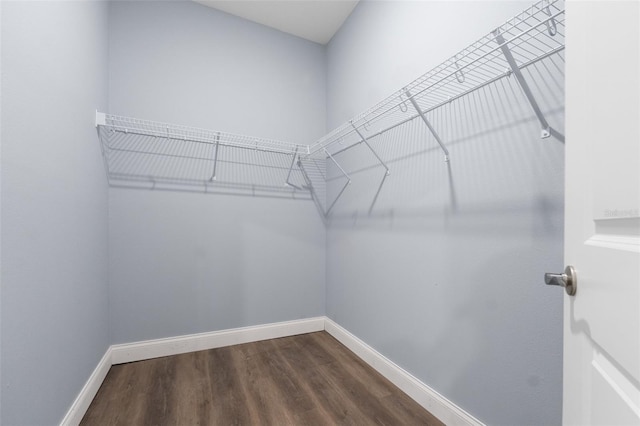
left=368, top=241, right=564, bottom=423
left=324, top=51, right=565, bottom=425
left=324, top=52, right=565, bottom=230
left=97, top=121, right=314, bottom=201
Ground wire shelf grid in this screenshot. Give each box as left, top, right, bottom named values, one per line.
left=97, top=113, right=310, bottom=197
left=95, top=0, right=565, bottom=215
left=102, top=114, right=304, bottom=155
left=306, top=0, right=565, bottom=158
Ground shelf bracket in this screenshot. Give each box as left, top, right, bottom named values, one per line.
left=298, top=155, right=349, bottom=219
left=494, top=29, right=551, bottom=139
left=404, top=89, right=450, bottom=162
left=95, top=110, right=107, bottom=127
left=298, top=159, right=322, bottom=216
left=323, top=148, right=352, bottom=216
left=209, top=132, right=220, bottom=181
left=285, top=146, right=303, bottom=190
left=350, top=122, right=390, bottom=175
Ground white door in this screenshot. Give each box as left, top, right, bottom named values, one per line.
left=564, top=1, right=640, bottom=424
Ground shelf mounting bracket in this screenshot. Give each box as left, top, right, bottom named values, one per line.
left=494, top=29, right=551, bottom=139
left=298, top=159, right=323, bottom=218
left=322, top=149, right=352, bottom=217
left=95, top=110, right=107, bottom=127
left=350, top=121, right=390, bottom=175
left=285, top=146, right=303, bottom=190
left=298, top=153, right=350, bottom=218
left=404, top=88, right=450, bottom=162
left=209, top=132, right=220, bottom=181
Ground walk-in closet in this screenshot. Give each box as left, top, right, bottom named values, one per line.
left=2, top=0, right=639, bottom=425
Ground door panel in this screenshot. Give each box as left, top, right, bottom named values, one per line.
left=565, top=1, right=640, bottom=424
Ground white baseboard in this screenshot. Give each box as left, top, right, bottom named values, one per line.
left=62, top=316, right=480, bottom=426
left=60, top=348, right=112, bottom=426
left=111, top=317, right=325, bottom=364
left=324, top=318, right=484, bottom=426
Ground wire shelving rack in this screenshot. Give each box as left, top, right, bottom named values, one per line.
left=96, top=0, right=565, bottom=219
left=96, top=113, right=311, bottom=198
left=297, top=0, right=565, bottom=218
left=307, top=0, right=564, bottom=158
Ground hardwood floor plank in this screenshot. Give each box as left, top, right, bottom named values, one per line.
left=142, top=357, right=177, bottom=425
left=307, top=332, right=395, bottom=399
left=81, top=331, right=443, bottom=426
left=292, top=333, right=339, bottom=366
left=231, top=343, right=298, bottom=425
left=285, top=336, right=382, bottom=425
left=207, top=346, right=254, bottom=425
left=380, top=392, right=444, bottom=426
left=171, top=351, right=211, bottom=424
left=267, top=341, right=342, bottom=424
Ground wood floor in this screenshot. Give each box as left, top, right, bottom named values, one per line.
left=81, top=331, right=443, bottom=425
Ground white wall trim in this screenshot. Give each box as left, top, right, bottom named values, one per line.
left=324, top=318, right=484, bottom=426
left=60, top=348, right=112, bottom=426
left=111, top=317, right=325, bottom=365
left=61, top=317, right=479, bottom=426
left=61, top=317, right=324, bottom=425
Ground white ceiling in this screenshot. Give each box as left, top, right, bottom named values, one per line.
left=193, top=0, right=359, bottom=45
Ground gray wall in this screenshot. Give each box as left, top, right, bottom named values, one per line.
left=0, top=1, right=109, bottom=424
left=108, top=1, right=326, bottom=344
left=324, top=1, right=564, bottom=425
left=0, top=1, right=564, bottom=424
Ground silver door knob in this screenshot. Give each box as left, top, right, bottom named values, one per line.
left=545, top=265, right=577, bottom=296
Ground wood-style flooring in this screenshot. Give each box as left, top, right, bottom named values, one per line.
left=81, top=331, right=443, bottom=425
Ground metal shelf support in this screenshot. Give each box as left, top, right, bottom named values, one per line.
left=285, top=146, right=303, bottom=190
left=209, top=132, right=220, bottom=181
left=493, top=29, right=551, bottom=139
left=404, top=88, right=450, bottom=162
left=350, top=121, right=390, bottom=175
left=323, top=149, right=351, bottom=216
left=298, top=159, right=325, bottom=219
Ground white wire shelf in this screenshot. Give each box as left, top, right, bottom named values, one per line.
left=97, top=113, right=305, bottom=155
left=95, top=0, right=565, bottom=217
left=305, top=0, right=565, bottom=160
left=96, top=113, right=311, bottom=197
